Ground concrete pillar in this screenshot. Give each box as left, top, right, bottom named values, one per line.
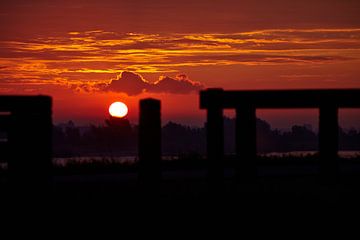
left=7, top=96, right=52, bottom=199
left=319, top=105, right=338, bottom=177
left=138, top=98, right=161, bottom=184
left=236, top=105, right=257, bottom=180
left=206, top=89, right=224, bottom=184
left=9, top=98, right=52, bottom=181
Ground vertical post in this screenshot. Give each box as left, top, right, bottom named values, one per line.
left=8, top=96, right=52, bottom=198
left=206, top=89, right=224, bottom=185
left=319, top=104, right=338, bottom=177
left=0, top=114, right=10, bottom=162
left=138, top=98, right=161, bottom=184
left=236, top=105, right=257, bottom=180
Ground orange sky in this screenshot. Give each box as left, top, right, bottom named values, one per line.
left=0, top=0, right=360, bottom=129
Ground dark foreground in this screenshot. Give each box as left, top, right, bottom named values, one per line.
left=3, top=164, right=360, bottom=210
left=2, top=158, right=360, bottom=223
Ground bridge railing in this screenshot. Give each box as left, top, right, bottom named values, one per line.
left=200, top=88, right=360, bottom=180
left=1, top=91, right=358, bottom=188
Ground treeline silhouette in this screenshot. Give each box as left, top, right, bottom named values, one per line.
left=52, top=118, right=360, bottom=157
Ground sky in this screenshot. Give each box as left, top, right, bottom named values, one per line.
left=0, top=0, right=360, bottom=129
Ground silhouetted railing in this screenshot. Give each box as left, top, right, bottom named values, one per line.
left=2, top=91, right=356, bottom=191
left=0, top=96, right=52, bottom=188
left=200, top=89, right=360, bottom=180
left=138, top=98, right=161, bottom=185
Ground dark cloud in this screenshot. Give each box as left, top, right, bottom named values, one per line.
left=150, top=75, right=203, bottom=94
left=106, top=71, right=148, bottom=95
left=104, top=71, right=204, bottom=95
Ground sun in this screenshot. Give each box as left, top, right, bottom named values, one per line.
left=109, top=101, right=128, bottom=118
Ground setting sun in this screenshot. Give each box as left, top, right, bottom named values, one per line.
left=109, top=101, right=128, bottom=118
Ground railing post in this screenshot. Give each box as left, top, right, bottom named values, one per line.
left=236, top=105, right=257, bottom=180
left=138, top=98, right=161, bottom=185
left=206, top=89, right=224, bottom=185
left=7, top=96, right=52, bottom=198
left=319, top=104, right=338, bottom=177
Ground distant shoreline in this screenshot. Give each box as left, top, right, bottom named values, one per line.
left=52, top=150, right=360, bottom=165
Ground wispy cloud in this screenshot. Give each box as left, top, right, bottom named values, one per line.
left=0, top=28, right=359, bottom=90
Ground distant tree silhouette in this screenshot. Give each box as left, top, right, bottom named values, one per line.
left=53, top=118, right=136, bottom=157
left=52, top=118, right=360, bottom=157
left=162, top=121, right=206, bottom=155
left=339, top=127, right=360, bottom=150
left=65, top=121, right=81, bottom=145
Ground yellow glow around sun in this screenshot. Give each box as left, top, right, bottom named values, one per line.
left=109, top=101, right=128, bottom=118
